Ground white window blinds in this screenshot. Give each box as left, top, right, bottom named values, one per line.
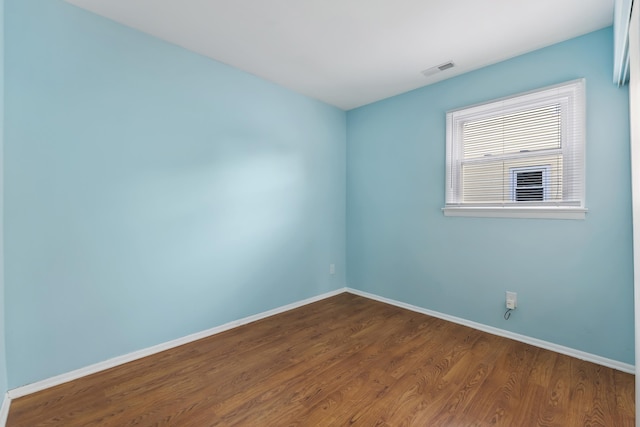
left=444, top=79, right=586, bottom=219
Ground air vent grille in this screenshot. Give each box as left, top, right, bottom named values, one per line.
left=422, top=61, right=455, bottom=77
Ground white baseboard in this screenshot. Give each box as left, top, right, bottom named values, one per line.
left=346, top=288, right=635, bottom=374
left=0, top=393, right=10, bottom=427
left=7, top=285, right=633, bottom=402
left=8, top=288, right=348, bottom=399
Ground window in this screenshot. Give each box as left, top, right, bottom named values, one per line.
left=443, top=79, right=586, bottom=219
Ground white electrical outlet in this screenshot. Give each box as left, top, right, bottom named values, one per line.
left=329, top=264, right=335, bottom=275
left=506, top=291, right=517, bottom=309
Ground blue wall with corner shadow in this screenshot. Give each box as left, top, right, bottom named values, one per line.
left=4, top=0, right=346, bottom=388
left=346, top=27, right=634, bottom=365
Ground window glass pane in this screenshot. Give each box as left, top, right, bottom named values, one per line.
left=461, top=155, right=562, bottom=202
left=463, top=104, right=562, bottom=159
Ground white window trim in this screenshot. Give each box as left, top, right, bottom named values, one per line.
left=444, top=79, right=587, bottom=220
left=442, top=206, right=588, bottom=220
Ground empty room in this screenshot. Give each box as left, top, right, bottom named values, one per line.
left=0, top=0, right=639, bottom=426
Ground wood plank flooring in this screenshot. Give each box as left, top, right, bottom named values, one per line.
left=7, top=293, right=635, bottom=426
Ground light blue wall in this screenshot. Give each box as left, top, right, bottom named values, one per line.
left=347, top=28, right=634, bottom=364
left=0, top=0, right=7, bottom=397
left=5, top=0, right=346, bottom=388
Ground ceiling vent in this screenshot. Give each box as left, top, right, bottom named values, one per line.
left=422, top=61, right=455, bottom=77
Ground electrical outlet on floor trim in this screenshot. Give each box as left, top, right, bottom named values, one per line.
left=506, top=291, right=517, bottom=309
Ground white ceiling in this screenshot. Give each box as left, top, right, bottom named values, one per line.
left=64, top=0, right=614, bottom=110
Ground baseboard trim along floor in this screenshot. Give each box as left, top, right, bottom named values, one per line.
left=7, top=288, right=348, bottom=400
left=6, top=287, right=634, bottom=404
left=347, top=288, right=635, bottom=375
left=0, top=393, right=10, bottom=427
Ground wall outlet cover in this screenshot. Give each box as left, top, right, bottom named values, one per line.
left=506, top=291, right=517, bottom=309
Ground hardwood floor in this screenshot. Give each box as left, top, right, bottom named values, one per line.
left=7, top=293, right=635, bottom=426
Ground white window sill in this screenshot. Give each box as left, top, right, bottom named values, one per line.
left=442, top=206, right=587, bottom=220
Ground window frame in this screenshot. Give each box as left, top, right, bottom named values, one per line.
left=443, top=79, right=587, bottom=220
